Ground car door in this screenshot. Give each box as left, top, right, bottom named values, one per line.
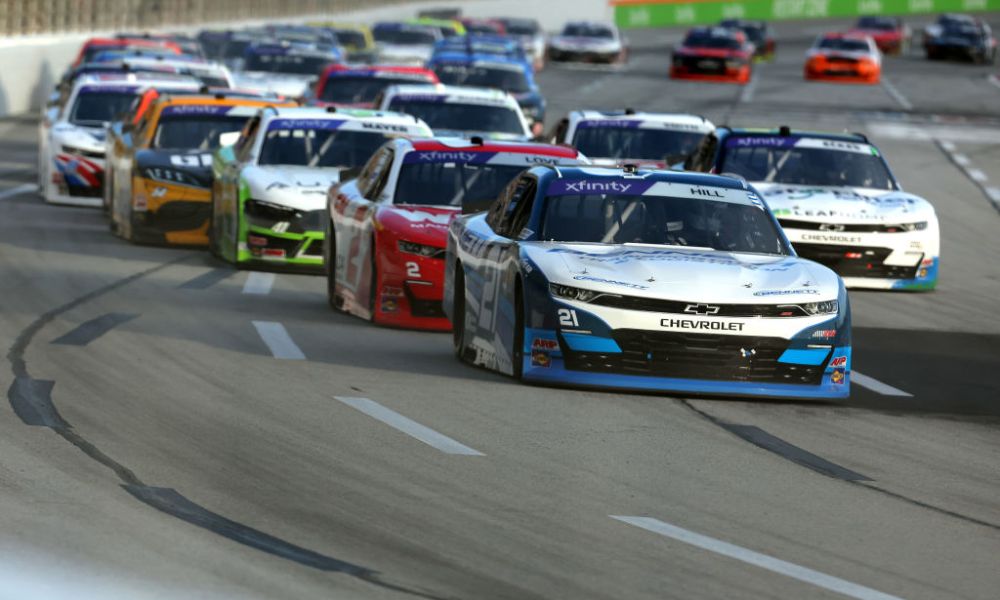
left=217, top=115, right=260, bottom=258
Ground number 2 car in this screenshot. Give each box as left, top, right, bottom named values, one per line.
left=444, top=166, right=852, bottom=400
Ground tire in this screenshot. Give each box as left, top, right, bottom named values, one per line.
left=325, top=220, right=338, bottom=310
left=511, top=281, right=525, bottom=380
left=452, top=265, right=467, bottom=360
left=367, top=236, right=377, bottom=322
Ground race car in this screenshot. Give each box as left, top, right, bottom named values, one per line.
left=71, top=36, right=183, bottom=68
left=371, top=22, right=442, bottom=66
left=547, top=21, right=628, bottom=64
left=325, top=137, right=587, bottom=330
left=39, top=73, right=201, bottom=207
left=407, top=17, right=466, bottom=39
left=318, top=23, right=378, bottom=63
left=804, top=33, right=882, bottom=84
left=210, top=107, right=433, bottom=271
left=120, top=56, right=235, bottom=88
left=443, top=165, right=851, bottom=399
left=105, top=92, right=294, bottom=245
left=684, top=127, right=939, bottom=290
left=549, top=109, right=714, bottom=168
left=923, top=14, right=997, bottom=64
left=496, top=17, right=547, bottom=70
left=719, top=19, right=776, bottom=60
left=306, top=64, right=438, bottom=109
left=670, top=27, right=753, bottom=84
left=378, top=84, right=532, bottom=141
left=232, top=42, right=339, bottom=98
left=460, top=18, right=506, bottom=36
left=426, top=52, right=545, bottom=135
left=849, top=16, right=910, bottom=55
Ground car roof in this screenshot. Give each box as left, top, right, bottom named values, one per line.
left=383, top=83, right=515, bottom=104
left=264, top=106, right=431, bottom=127
left=539, top=166, right=748, bottom=189
left=719, top=127, right=870, bottom=143
left=74, top=72, right=200, bottom=87
left=570, top=110, right=714, bottom=130
left=430, top=52, right=527, bottom=69
left=155, top=94, right=289, bottom=107
left=321, top=64, right=436, bottom=78
left=409, top=137, right=580, bottom=157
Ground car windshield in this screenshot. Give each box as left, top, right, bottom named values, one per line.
left=503, top=21, right=539, bottom=36
left=572, top=126, right=706, bottom=161
left=221, top=39, right=253, bottom=60
left=319, top=75, right=426, bottom=104
left=465, top=23, right=502, bottom=35
left=684, top=32, right=741, bottom=50
left=244, top=53, right=331, bottom=75
left=258, top=127, right=388, bottom=168
left=817, top=37, right=869, bottom=51
left=720, top=138, right=896, bottom=189
left=857, top=17, right=897, bottom=30
left=334, top=30, right=367, bottom=49
left=152, top=114, right=248, bottom=150
left=69, top=89, right=137, bottom=125
left=387, top=99, right=524, bottom=134
left=432, top=64, right=530, bottom=93
left=394, top=162, right=526, bottom=206
left=374, top=28, right=437, bottom=45
left=563, top=24, right=614, bottom=38
left=541, top=192, right=788, bottom=254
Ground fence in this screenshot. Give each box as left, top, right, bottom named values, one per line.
left=0, top=0, right=407, bottom=36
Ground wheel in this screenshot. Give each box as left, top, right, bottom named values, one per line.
left=324, top=220, right=338, bottom=309
left=511, top=281, right=525, bottom=380
left=452, top=265, right=467, bottom=360
left=367, top=236, right=377, bottom=322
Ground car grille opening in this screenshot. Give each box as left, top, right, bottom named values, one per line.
left=793, top=243, right=920, bottom=279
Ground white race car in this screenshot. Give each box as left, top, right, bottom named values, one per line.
left=688, top=127, right=940, bottom=290
left=39, top=72, right=200, bottom=207
left=551, top=109, right=715, bottom=168
left=443, top=166, right=851, bottom=399
left=548, top=21, right=628, bottom=64
left=122, top=56, right=235, bottom=88
left=378, top=84, right=531, bottom=141
left=232, top=43, right=338, bottom=98
left=372, top=22, right=442, bottom=66
left=210, top=106, right=432, bottom=271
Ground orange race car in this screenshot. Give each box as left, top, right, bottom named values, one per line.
left=804, top=32, right=882, bottom=84
left=105, top=92, right=295, bottom=245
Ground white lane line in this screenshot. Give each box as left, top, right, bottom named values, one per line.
left=334, top=396, right=484, bottom=456
left=880, top=78, right=913, bottom=111
left=611, top=516, right=904, bottom=600
left=987, top=187, right=1000, bottom=203
left=967, top=168, right=988, bottom=183
left=988, top=75, right=1000, bottom=91
left=851, top=371, right=912, bottom=397
left=577, top=75, right=612, bottom=96
left=739, top=72, right=759, bottom=103
left=0, top=183, right=38, bottom=200
left=252, top=321, right=305, bottom=360
left=242, top=272, right=275, bottom=295
left=939, top=141, right=956, bottom=152
left=951, top=153, right=971, bottom=166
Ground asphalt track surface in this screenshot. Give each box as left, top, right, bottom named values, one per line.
left=1, top=15, right=999, bottom=600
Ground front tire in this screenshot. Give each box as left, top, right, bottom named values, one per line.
left=452, top=265, right=467, bottom=361
left=511, top=281, right=524, bottom=380
left=325, top=220, right=338, bottom=309
left=367, top=236, right=378, bottom=322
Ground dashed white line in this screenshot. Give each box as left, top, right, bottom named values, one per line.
left=851, top=371, right=912, bottom=397
left=987, top=187, right=1000, bottom=203
left=611, top=516, right=904, bottom=600
left=988, top=74, right=1000, bottom=91
left=967, top=168, right=988, bottom=183
left=334, top=396, right=484, bottom=456
left=242, top=272, right=275, bottom=295
left=952, top=153, right=971, bottom=166
left=0, top=183, right=38, bottom=200
left=252, top=321, right=305, bottom=360
left=881, top=78, right=913, bottom=111
left=939, top=141, right=956, bottom=152
left=739, top=72, right=759, bottom=103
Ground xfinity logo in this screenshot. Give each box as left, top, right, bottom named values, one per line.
left=661, top=318, right=744, bottom=332
left=419, top=151, right=476, bottom=162
left=563, top=181, right=633, bottom=193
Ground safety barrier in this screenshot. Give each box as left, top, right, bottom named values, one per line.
left=613, top=0, right=1000, bottom=28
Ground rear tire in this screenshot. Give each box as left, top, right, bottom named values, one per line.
left=325, top=220, right=338, bottom=310
left=367, top=236, right=377, bottom=322
left=452, top=265, right=467, bottom=361
left=511, top=281, right=525, bottom=380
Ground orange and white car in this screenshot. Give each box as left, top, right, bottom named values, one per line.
left=804, top=33, right=881, bottom=84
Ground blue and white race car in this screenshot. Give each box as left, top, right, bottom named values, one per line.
left=444, top=166, right=851, bottom=399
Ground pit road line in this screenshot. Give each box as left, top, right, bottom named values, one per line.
left=252, top=321, right=305, bottom=360
left=0, top=183, right=37, bottom=200
left=611, top=516, right=905, bottom=600
left=334, top=396, right=484, bottom=456
left=881, top=78, right=913, bottom=111
left=851, top=372, right=912, bottom=397
left=242, top=272, right=275, bottom=295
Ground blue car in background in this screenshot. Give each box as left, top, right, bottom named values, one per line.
left=427, top=50, right=546, bottom=134
left=431, top=35, right=528, bottom=64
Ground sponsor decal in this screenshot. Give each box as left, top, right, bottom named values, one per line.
left=380, top=297, right=399, bottom=313
left=831, top=368, right=846, bottom=384
left=267, top=119, right=346, bottom=131
left=726, top=136, right=797, bottom=149
left=800, top=233, right=863, bottom=244
left=573, top=275, right=648, bottom=290
left=547, top=179, right=655, bottom=196
left=660, top=318, right=744, bottom=332
left=403, top=151, right=494, bottom=164
left=753, top=289, right=821, bottom=297
left=361, top=122, right=409, bottom=133
left=532, top=338, right=559, bottom=351
left=690, top=187, right=725, bottom=198
left=248, top=235, right=267, bottom=247
left=830, top=356, right=847, bottom=368
left=531, top=351, right=552, bottom=368
left=576, top=119, right=643, bottom=130
left=161, top=105, right=233, bottom=116
left=812, top=329, right=837, bottom=339
left=79, top=85, right=139, bottom=94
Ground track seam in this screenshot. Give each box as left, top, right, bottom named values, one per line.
left=934, top=140, right=1000, bottom=216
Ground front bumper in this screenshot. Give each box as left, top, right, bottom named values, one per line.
left=670, top=58, right=750, bottom=83
left=548, top=47, right=621, bottom=63
left=236, top=205, right=326, bottom=272
left=130, top=181, right=212, bottom=246
left=373, top=249, right=450, bottom=331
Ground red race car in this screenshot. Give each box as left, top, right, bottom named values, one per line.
left=307, top=64, right=439, bottom=108
left=805, top=32, right=882, bottom=84
left=72, top=37, right=183, bottom=67
left=325, top=137, right=587, bottom=331
left=670, top=27, right=753, bottom=84
left=849, top=16, right=911, bottom=55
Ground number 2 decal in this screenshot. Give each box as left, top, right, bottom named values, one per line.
left=406, top=261, right=421, bottom=278
left=558, top=308, right=579, bottom=327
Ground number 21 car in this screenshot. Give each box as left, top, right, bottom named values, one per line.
left=443, top=166, right=852, bottom=400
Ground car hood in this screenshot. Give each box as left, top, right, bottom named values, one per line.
left=243, top=165, right=341, bottom=211
left=551, top=36, right=620, bottom=51
left=51, top=123, right=107, bottom=149
left=231, top=71, right=315, bottom=97
left=522, top=243, right=838, bottom=303
left=376, top=205, right=458, bottom=246
left=136, top=149, right=214, bottom=187
left=753, top=183, right=935, bottom=224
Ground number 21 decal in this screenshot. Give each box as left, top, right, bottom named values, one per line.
left=558, top=308, right=579, bottom=327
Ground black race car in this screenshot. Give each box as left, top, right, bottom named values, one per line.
left=924, top=14, right=997, bottom=64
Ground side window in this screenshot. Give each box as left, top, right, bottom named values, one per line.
left=366, top=149, right=395, bottom=200
left=505, top=179, right=538, bottom=239
left=234, top=116, right=261, bottom=162
left=552, top=118, right=570, bottom=144
left=686, top=133, right=718, bottom=172
left=486, top=176, right=520, bottom=231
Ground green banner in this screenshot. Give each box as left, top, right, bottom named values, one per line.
left=614, top=0, right=1000, bottom=28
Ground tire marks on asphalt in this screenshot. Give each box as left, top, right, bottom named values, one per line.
left=50, top=312, right=138, bottom=346
left=717, top=423, right=871, bottom=481
left=178, top=268, right=234, bottom=290
left=611, top=516, right=905, bottom=600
